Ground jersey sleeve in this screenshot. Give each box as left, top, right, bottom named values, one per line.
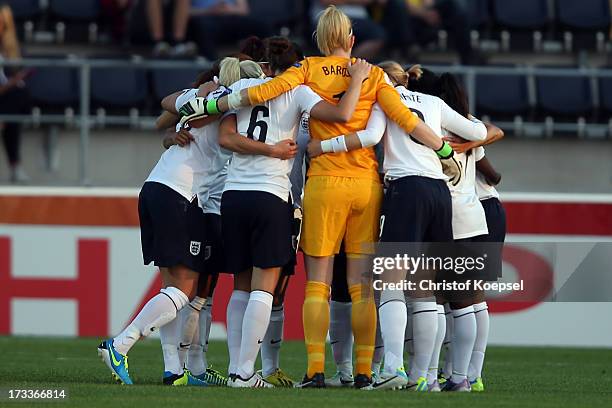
left=356, top=103, right=386, bottom=147
left=294, top=85, right=323, bottom=115
left=440, top=100, right=487, bottom=141
left=474, top=146, right=485, bottom=161
left=375, top=74, right=419, bottom=134
left=247, top=60, right=308, bottom=105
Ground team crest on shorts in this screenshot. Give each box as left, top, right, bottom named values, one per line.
left=190, top=241, right=201, bottom=256
left=204, top=245, right=212, bottom=260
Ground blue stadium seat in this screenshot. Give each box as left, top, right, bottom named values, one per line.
left=493, top=0, right=549, bottom=29
left=4, top=0, right=42, bottom=20
left=248, top=0, right=300, bottom=27
left=598, top=75, right=612, bottom=114
left=27, top=65, right=79, bottom=108
left=151, top=67, right=201, bottom=101
left=536, top=70, right=593, bottom=117
left=91, top=67, right=148, bottom=109
left=466, top=0, right=490, bottom=28
left=49, top=0, right=99, bottom=20
left=556, top=0, right=610, bottom=31
left=476, top=72, right=530, bottom=116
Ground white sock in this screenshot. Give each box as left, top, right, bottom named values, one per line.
left=236, top=291, right=273, bottom=379
left=450, top=305, right=477, bottom=384
left=113, top=287, right=188, bottom=356
left=227, top=290, right=249, bottom=374
left=261, top=304, right=284, bottom=377
left=404, top=298, right=414, bottom=373
left=160, top=313, right=182, bottom=375
left=468, top=302, right=489, bottom=381
left=379, top=290, right=407, bottom=375
left=178, top=296, right=206, bottom=370
left=188, top=296, right=213, bottom=375
left=409, top=299, right=438, bottom=382
left=442, top=303, right=453, bottom=378
left=427, top=304, right=446, bottom=384
left=372, top=316, right=383, bottom=376
left=329, top=300, right=353, bottom=375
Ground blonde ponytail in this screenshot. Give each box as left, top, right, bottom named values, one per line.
left=378, top=60, right=408, bottom=87
left=407, top=64, right=423, bottom=81
left=218, top=57, right=265, bottom=87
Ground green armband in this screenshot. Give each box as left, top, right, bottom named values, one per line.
left=435, top=141, right=453, bottom=159
left=205, top=98, right=220, bottom=115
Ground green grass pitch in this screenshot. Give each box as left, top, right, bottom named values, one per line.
left=1, top=336, right=611, bottom=407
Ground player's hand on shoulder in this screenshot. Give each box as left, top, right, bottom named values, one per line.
left=306, top=139, right=323, bottom=158
left=271, top=139, right=298, bottom=160
left=198, top=80, right=220, bottom=97
left=443, top=135, right=474, bottom=154
left=348, top=58, right=372, bottom=83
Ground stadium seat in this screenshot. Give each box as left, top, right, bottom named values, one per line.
left=91, top=67, right=148, bottom=109
left=556, top=0, right=611, bottom=31
left=476, top=72, right=530, bottom=117
left=151, top=67, right=202, bottom=101
left=493, top=0, right=549, bottom=29
left=27, top=65, right=79, bottom=109
left=248, top=0, right=300, bottom=28
left=466, top=0, right=490, bottom=28
left=4, top=0, right=42, bottom=20
left=536, top=69, right=593, bottom=118
left=49, top=0, right=99, bottom=20
left=598, top=75, right=612, bottom=114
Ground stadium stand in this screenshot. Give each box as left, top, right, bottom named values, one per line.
left=151, top=66, right=201, bottom=102
left=475, top=69, right=530, bottom=119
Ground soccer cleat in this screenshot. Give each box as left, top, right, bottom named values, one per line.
left=163, top=370, right=208, bottom=386
left=362, top=368, right=409, bottom=390
left=405, top=376, right=429, bottom=392
left=262, top=369, right=294, bottom=388
left=428, top=379, right=441, bottom=392
left=442, top=378, right=471, bottom=392
left=228, top=372, right=272, bottom=388
left=438, top=371, right=449, bottom=385
left=325, top=371, right=354, bottom=387
left=353, top=373, right=373, bottom=389
left=470, top=377, right=484, bottom=392
left=295, top=373, right=326, bottom=388
left=97, top=339, right=133, bottom=385
left=194, top=367, right=228, bottom=386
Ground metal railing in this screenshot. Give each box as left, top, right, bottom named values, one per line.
left=0, top=58, right=611, bottom=185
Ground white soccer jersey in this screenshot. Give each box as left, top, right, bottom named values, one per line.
left=381, top=86, right=487, bottom=181
left=224, top=78, right=322, bottom=202
left=446, top=129, right=488, bottom=240
left=474, top=146, right=500, bottom=201
left=145, top=87, right=231, bottom=210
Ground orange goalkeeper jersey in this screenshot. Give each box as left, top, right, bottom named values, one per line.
left=247, top=56, right=419, bottom=181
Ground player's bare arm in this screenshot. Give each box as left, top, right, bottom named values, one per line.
left=218, top=114, right=297, bottom=160
left=476, top=155, right=502, bottom=186
left=444, top=123, right=505, bottom=154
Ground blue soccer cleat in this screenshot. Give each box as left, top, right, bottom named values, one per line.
left=163, top=370, right=208, bottom=386
left=97, top=339, right=133, bottom=385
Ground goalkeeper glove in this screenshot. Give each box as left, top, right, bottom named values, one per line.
left=178, top=97, right=221, bottom=127
left=436, top=141, right=462, bottom=186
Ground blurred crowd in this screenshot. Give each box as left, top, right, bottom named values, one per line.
left=99, top=0, right=479, bottom=62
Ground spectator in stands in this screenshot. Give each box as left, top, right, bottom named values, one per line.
left=404, top=0, right=482, bottom=65
left=0, top=5, right=30, bottom=183
left=146, top=0, right=197, bottom=57
left=101, top=0, right=135, bottom=43
left=190, top=0, right=273, bottom=61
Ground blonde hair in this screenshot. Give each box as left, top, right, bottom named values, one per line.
left=315, top=6, right=353, bottom=56
left=0, top=5, right=21, bottom=59
left=378, top=61, right=408, bottom=87
left=218, top=57, right=264, bottom=87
